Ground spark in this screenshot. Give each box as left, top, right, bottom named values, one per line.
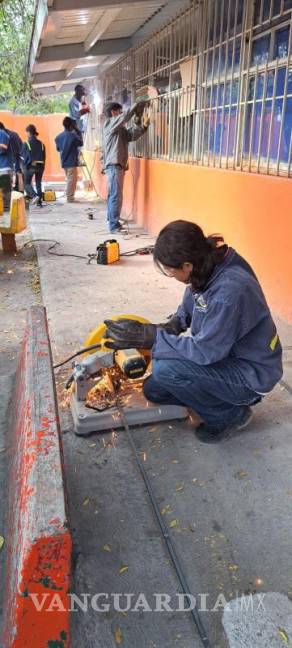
left=254, top=577, right=264, bottom=586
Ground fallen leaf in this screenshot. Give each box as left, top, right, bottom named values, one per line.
left=119, top=565, right=129, bottom=575
left=169, top=519, right=178, bottom=528
left=228, top=564, right=239, bottom=572
left=83, top=498, right=90, bottom=506
left=172, top=459, right=179, bottom=464
left=234, top=470, right=248, bottom=479
left=114, top=627, right=123, bottom=644
left=189, top=524, right=195, bottom=533
left=176, top=484, right=184, bottom=492
left=89, top=443, right=96, bottom=448
left=278, top=628, right=289, bottom=643
left=102, top=544, right=111, bottom=552
left=161, top=505, right=171, bottom=515
left=0, top=536, right=4, bottom=552
left=192, top=478, right=198, bottom=483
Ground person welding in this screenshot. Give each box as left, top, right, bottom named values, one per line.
left=69, top=84, right=90, bottom=138
left=21, top=124, right=46, bottom=207
left=104, top=220, right=283, bottom=444
left=55, top=117, right=83, bottom=203
left=102, top=100, right=150, bottom=233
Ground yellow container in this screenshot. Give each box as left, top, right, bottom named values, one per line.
left=0, top=191, right=27, bottom=234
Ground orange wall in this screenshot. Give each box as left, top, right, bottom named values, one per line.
left=91, top=155, right=292, bottom=324
left=0, top=110, right=66, bottom=182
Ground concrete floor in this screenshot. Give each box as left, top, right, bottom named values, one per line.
left=26, top=193, right=292, bottom=648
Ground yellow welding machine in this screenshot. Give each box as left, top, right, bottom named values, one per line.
left=96, top=239, right=120, bottom=264
left=43, top=190, right=56, bottom=201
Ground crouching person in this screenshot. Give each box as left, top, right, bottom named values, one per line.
left=103, top=220, right=282, bottom=444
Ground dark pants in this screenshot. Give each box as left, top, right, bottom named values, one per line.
left=24, top=165, right=44, bottom=200
left=0, top=172, right=13, bottom=210
left=143, top=358, right=261, bottom=426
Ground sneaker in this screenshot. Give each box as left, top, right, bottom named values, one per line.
left=194, top=406, right=254, bottom=444
left=109, top=222, right=125, bottom=233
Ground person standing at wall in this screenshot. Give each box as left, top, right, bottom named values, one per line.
left=102, top=101, right=149, bottom=233
left=21, top=125, right=46, bottom=207
left=55, top=117, right=83, bottom=203
left=0, top=123, right=14, bottom=210
left=69, top=84, right=90, bottom=138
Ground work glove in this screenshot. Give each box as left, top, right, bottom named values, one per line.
left=142, top=114, right=151, bottom=129
left=158, top=315, right=187, bottom=336
left=104, top=318, right=157, bottom=350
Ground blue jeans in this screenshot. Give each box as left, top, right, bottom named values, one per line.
left=143, top=358, right=261, bottom=426
left=105, top=165, right=125, bottom=231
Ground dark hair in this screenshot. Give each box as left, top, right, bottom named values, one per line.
left=104, top=102, right=122, bottom=118
left=26, top=124, right=38, bottom=136
left=63, top=116, right=75, bottom=130
left=153, top=220, right=227, bottom=291
left=75, top=84, right=85, bottom=95
left=0, top=122, right=5, bottom=130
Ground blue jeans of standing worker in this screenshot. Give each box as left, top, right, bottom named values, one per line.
left=24, top=164, right=44, bottom=201
left=143, top=358, right=261, bottom=427
left=105, top=164, right=125, bottom=231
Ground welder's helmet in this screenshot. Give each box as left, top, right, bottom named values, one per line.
left=104, top=102, right=122, bottom=118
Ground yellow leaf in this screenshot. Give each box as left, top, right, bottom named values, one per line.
left=176, top=484, right=184, bottom=492
left=102, top=544, right=111, bottom=552
left=89, top=443, right=96, bottom=448
left=192, top=478, right=198, bottom=483
left=119, top=565, right=129, bottom=574
left=169, top=519, right=178, bottom=528
left=83, top=498, right=90, bottom=506
left=278, top=628, right=289, bottom=643
left=228, top=564, right=239, bottom=572
left=161, top=504, right=170, bottom=515
left=114, top=627, right=123, bottom=644
left=0, top=536, right=4, bottom=551
left=172, top=459, right=178, bottom=464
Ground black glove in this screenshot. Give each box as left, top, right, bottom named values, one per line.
left=104, top=319, right=157, bottom=350
left=158, top=315, right=187, bottom=336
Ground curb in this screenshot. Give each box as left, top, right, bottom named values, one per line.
left=2, top=306, right=71, bottom=648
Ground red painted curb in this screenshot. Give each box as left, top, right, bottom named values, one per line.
left=3, top=307, right=72, bottom=648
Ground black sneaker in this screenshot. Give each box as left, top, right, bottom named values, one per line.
left=194, top=406, right=253, bottom=444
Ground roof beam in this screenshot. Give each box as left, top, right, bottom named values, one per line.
left=50, top=0, right=154, bottom=9
left=84, top=8, right=121, bottom=52
left=37, top=38, right=131, bottom=63
left=33, top=66, right=100, bottom=86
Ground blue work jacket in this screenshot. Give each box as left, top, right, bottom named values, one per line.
left=55, top=130, right=83, bottom=168
left=152, top=248, right=283, bottom=393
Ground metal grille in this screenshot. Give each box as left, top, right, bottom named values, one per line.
left=98, top=0, right=292, bottom=177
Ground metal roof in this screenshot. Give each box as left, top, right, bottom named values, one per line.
left=29, top=0, right=191, bottom=94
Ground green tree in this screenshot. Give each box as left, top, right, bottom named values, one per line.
left=0, top=0, right=69, bottom=113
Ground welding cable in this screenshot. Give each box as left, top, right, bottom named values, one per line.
left=53, top=343, right=101, bottom=369
left=23, top=239, right=88, bottom=260
left=115, top=401, right=211, bottom=648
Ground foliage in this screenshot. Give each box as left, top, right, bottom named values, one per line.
left=0, top=0, right=69, bottom=114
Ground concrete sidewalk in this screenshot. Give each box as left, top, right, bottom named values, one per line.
left=29, top=194, right=292, bottom=648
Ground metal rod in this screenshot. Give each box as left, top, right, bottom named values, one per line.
left=276, top=12, right=292, bottom=173
left=226, top=0, right=240, bottom=167
left=256, top=60, right=269, bottom=173
left=266, top=58, right=279, bottom=173
left=248, top=64, right=259, bottom=172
